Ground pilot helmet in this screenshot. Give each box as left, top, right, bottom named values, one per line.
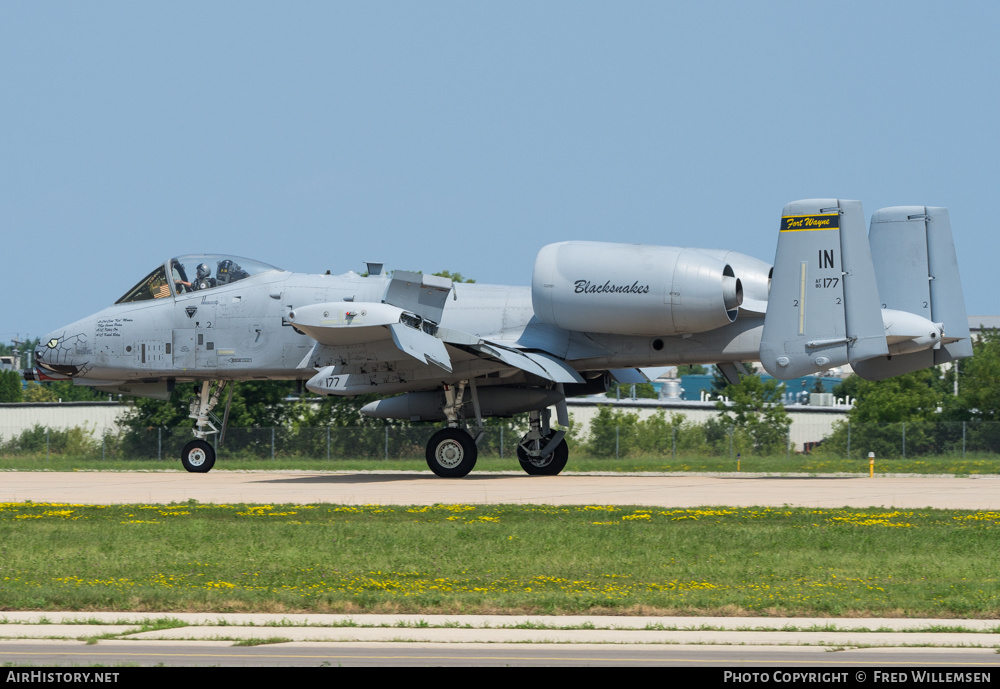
left=196, top=263, right=211, bottom=279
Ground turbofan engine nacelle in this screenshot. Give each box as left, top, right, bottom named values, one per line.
left=531, top=242, right=743, bottom=337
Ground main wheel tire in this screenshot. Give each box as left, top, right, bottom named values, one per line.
left=517, top=435, right=569, bottom=476
left=181, top=439, right=216, bottom=473
left=425, top=428, right=478, bottom=478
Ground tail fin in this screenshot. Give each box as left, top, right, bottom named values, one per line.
left=760, top=199, right=887, bottom=379
left=852, top=206, right=972, bottom=380
left=761, top=199, right=973, bottom=381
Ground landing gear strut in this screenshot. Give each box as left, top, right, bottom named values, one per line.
left=424, top=381, right=480, bottom=478
left=516, top=388, right=570, bottom=476
left=517, top=430, right=569, bottom=475
left=181, top=381, right=234, bottom=473
left=422, top=381, right=573, bottom=478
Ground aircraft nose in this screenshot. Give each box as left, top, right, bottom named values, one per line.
left=34, top=333, right=59, bottom=366
left=34, top=340, right=49, bottom=363
left=32, top=331, right=84, bottom=377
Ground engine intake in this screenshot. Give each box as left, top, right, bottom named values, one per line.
left=532, top=241, right=742, bottom=336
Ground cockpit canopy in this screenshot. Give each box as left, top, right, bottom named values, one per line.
left=115, top=255, right=283, bottom=304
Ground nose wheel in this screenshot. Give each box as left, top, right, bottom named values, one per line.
left=181, top=439, right=216, bottom=473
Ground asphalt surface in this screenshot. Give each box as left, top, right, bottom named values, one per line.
left=3, top=470, right=1000, bottom=509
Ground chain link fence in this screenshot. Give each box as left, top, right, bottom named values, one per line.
left=2, top=422, right=999, bottom=461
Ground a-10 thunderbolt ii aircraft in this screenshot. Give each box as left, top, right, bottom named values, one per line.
left=27, top=199, right=972, bottom=477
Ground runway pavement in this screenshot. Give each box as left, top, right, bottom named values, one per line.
left=1, top=470, right=999, bottom=509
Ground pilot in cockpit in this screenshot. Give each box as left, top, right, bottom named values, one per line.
left=172, top=261, right=216, bottom=293
left=192, top=263, right=216, bottom=290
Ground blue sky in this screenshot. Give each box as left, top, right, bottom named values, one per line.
left=3, top=1, right=998, bottom=341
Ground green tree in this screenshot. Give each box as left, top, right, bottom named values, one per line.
left=22, top=382, right=57, bottom=402
left=634, top=411, right=710, bottom=456
left=23, top=380, right=106, bottom=402
left=820, top=369, right=947, bottom=458
left=0, top=370, right=23, bottom=402
left=945, top=330, right=1000, bottom=452
left=431, top=270, right=476, bottom=284
left=280, top=392, right=391, bottom=458
left=578, top=407, right=712, bottom=458
left=582, top=406, right=640, bottom=457
left=949, top=330, right=1000, bottom=422
left=712, top=374, right=790, bottom=455
left=118, top=381, right=297, bottom=458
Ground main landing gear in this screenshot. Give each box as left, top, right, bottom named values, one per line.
left=180, top=381, right=235, bottom=473
left=422, top=381, right=571, bottom=478
left=425, top=427, right=478, bottom=478
left=515, top=406, right=569, bottom=476
left=424, top=381, right=482, bottom=478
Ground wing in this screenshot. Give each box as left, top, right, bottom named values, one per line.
left=285, top=271, right=585, bottom=396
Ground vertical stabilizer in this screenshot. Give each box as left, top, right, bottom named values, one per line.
left=760, top=199, right=887, bottom=379
left=852, top=206, right=972, bottom=380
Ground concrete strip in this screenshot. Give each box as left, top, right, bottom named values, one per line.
left=119, top=625, right=1000, bottom=647
left=2, top=472, right=1000, bottom=509
left=0, top=614, right=997, bottom=648
left=0, top=625, right=138, bottom=639
left=1, top=612, right=998, bottom=632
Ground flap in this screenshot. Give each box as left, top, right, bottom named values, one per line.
left=472, top=342, right=556, bottom=380
left=389, top=323, right=452, bottom=372
left=383, top=270, right=453, bottom=324
left=520, top=351, right=586, bottom=384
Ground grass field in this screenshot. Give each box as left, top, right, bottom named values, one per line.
left=3, top=453, right=1000, bottom=475
left=2, top=501, right=998, bottom=618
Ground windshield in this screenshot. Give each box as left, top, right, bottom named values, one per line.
left=116, top=255, right=282, bottom=304
left=115, top=266, right=172, bottom=304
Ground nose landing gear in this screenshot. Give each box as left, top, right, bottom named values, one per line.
left=180, top=381, right=234, bottom=473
